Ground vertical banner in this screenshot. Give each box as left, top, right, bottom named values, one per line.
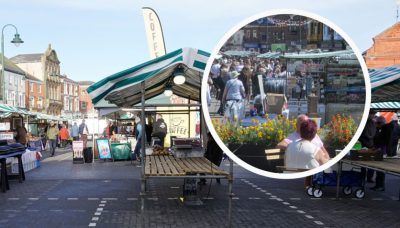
left=142, top=7, right=167, bottom=59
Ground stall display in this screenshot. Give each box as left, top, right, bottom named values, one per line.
left=171, top=138, right=204, bottom=158
left=110, top=143, right=131, bottom=160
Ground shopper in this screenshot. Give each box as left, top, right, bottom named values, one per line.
left=371, top=116, right=390, bottom=191
left=15, top=124, right=28, bottom=146
left=222, top=71, right=246, bottom=124
left=358, top=111, right=377, bottom=183
left=79, top=120, right=89, bottom=148
left=47, top=122, right=59, bottom=157
left=133, top=117, right=143, bottom=162
left=285, top=119, right=330, bottom=169
left=59, top=124, right=70, bottom=148
left=152, top=114, right=168, bottom=147
left=387, top=115, right=400, bottom=157
left=71, top=122, right=79, bottom=141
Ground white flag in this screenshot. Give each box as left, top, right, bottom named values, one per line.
left=142, top=7, right=167, bottom=59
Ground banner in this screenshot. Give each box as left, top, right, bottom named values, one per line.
left=142, top=7, right=167, bottom=59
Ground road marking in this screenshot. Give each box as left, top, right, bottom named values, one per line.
left=248, top=197, right=261, bottom=200
left=88, top=223, right=96, bottom=227
left=289, top=206, right=298, bottom=209
left=48, top=198, right=59, bottom=201
left=256, top=188, right=262, bottom=190
left=96, top=208, right=103, bottom=212
left=7, top=198, right=19, bottom=200
left=67, top=198, right=78, bottom=200
left=100, top=201, right=107, bottom=203
left=99, top=204, right=105, bottom=207
left=72, top=210, right=87, bottom=212
left=127, top=198, right=138, bottom=201
left=372, top=198, right=383, bottom=201
left=147, top=197, right=158, bottom=201
left=88, top=198, right=99, bottom=201
left=92, top=217, right=99, bottom=221
left=275, top=198, right=283, bottom=201
left=297, top=210, right=306, bottom=214
left=167, top=197, right=178, bottom=200
left=94, top=212, right=101, bottom=216
left=305, top=215, right=314, bottom=219
left=50, top=210, right=63, bottom=212
left=310, top=198, right=321, bottom=200
left=314, top=221, right=324, bottom=225
left=260, top=190, right=266, bottom=193
left=170, top=186, right=180, bottom=189
left=282, top=202, right=290, bottom=205
left=232, top=197, right=240, bottom=200
left=265, top=193, right=271, bottom=195
left=28, top=198, right=39, bottom=201
left=5, top=210, right=20, bottom=212
left=27, top=210, right=39, bottom=212
left=102, top=198, right=117, bottom=200
left=202, top=197, right=214, bottom=200
left=290, top=198, right=301, bottom=200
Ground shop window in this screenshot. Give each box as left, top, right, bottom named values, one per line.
left=252, top=30, right=257, bottom=38
left=30, top=82, right=34, bottom=92
left=246, top=30, right=250, bottom=39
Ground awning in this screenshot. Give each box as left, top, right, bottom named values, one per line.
left=0, top=104, right=29, bottom=115
left=88, top=47, right=209, bottom=107
left=281, top=50, right=355, bottom=59
left=257, top=52, right=281, bottom=59
left=371, top=102, right=400, bottom=110
left=223, top=50, right=254, bottom=57
left=369, top=65, right=400, bottom=102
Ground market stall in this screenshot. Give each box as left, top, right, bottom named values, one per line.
left=88, top=47, right=233, bottom=223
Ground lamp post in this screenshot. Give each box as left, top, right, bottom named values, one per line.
left=1, top=24, right=23, bottom=104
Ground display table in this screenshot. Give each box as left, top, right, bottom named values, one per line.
left=28, top=138, right=44, bottom=151
left=11, top=148, right=39, bottom=173
left=110, top=143, right=131, bottom=160
left=0, top=150, right=26, bottom=193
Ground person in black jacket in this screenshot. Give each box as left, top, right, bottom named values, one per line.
left=359, top=111, right=377, bottom=183
left=371, top=116, right=390, bottom=191
left=387, top=115, right=400, bottom=157
left=152, top=114, right=168, bottom=147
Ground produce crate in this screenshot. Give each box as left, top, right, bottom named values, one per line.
left=350, top=149, right=383, bottom=161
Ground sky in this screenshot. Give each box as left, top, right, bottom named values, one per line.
left=0, top=0, right=398, bottom=82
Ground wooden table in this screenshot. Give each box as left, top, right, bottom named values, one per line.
left=145, top=155, right=229, bottom=177
left=336, top=157, right=400, bottom=200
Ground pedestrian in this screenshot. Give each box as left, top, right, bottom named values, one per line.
left=222, top=71, right=246, bottom=124
left=59, top=124, right=69, bottom=148
left=79, top=120, right=89, bottom=148
left=152, top=114, right=168, bottom=147
left=71, top=122, right=79, bottom=141
left=371, top=116, right=390, bottom=191
left=359, top=111, right=377, bottom=183
left=15, top=123, right=28, bottom=146
left=47, top=121, right=59, bottom=157
left=133, top=117, right=143, bottom=162
left=238, top=66, right=252, bottom=101
left=387, top=115, right=400, bottom=157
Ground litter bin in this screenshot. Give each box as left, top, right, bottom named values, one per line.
left=84, top=147, right=93, bottom=163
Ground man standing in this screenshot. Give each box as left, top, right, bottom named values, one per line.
left=152, top=114, right=168, bottom=147
left=133, top=117, right=143, bottom=162
left=15, top=124, right=28, bottom=146
left=71, top=122, right=79, bottom=141
left=47, top=122, right=59, bottom=157
left=358, top=111, right=377, bottom=183
left=79, top=120, right=89, bottom=148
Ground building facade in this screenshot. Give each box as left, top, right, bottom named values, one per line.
left=364, top=22, right=400, bottom=68
left=60, top=75, right=80, bottom=118
left=78, top=81, right=96, bottom=118
left=1, top=56, right=26, bottom=108
left=11, top=44, right=63, bottom=115
left=25, top=73, right=45, bottom=112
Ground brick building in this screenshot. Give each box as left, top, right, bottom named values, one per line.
left=11, top=44, right=63, bottom=115
left=77, top=81, right=96, bottom=117
left=25, top=73, right=45, bottom=112
left=60, top=75, right=80, bottom=118
left=364, top=22, right=400, bottom=68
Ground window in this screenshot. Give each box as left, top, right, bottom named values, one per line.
left=37, top=97, right=42, bottom=109
left=246, top=30, right=250, bottom=39
left=64, top=84, right=67, bottom=95
left=252, top=30, right=257, bottom=38
left=30, top=82, right=34, bottom=92
left=38, top=85, right=41, bottom=93
left=29, top=97, right=34, bottom=108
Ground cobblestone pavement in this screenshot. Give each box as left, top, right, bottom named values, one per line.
left=0, top=153, right=399, bottom=227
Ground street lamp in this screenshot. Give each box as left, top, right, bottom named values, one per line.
left=1, top=24, right=24, bottom=104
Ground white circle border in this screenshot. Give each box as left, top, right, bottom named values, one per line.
left=201, top=9, right=371, bottom=179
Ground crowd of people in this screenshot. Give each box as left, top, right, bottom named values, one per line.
left=359, top=111, right=400, bottom=191
left=208, top=56, right=291, bottom=124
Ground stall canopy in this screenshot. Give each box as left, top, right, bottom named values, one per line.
left=281, top=49, right=354, bottom=59
left=371, top=102, right=400, bottom=110
left=88, top=47, right=210, bottom=107
left=257, top=52, right=281, bottom=59
left=223, top=50, right=254, bottom=57
left=369, top=65, right=400, bottom=103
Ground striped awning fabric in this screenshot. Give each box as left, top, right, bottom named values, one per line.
left=257, top=52, right=281, bottom=59
left=223, top=50, right=254, bottom=57
left=281, top=50, right=355, bottom=59
left=88, top=47, right=210, bottom=107
left=369, top=65, right=400, bottom=102
left=0, top=104, right=29, bottom=115
left=371, top=102, right=400, bottom=110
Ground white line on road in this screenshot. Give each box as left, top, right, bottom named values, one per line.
left=88, top=223, right=96, bottom=227
left=94, top=212, right=101, bottom=216
left=102, top=198, right=117, bottom=200
left=127, top=198, right=138, bottom=201
left=96, top=208, right=103, bottom=212
left=289, top=206, right=298, bottom=209
left=170, top=186, right=180, bottom=189
left=67, top=198, right=78, bottom=200
left=100, top=201, right=107, bottom=203
left=202, top=197, right=214, bottom=200
left=297, top=210, right=306, bottom=214
left=248, top=197, right=261, bottom=200
left=232, top=197, right=240, bottom=200
left=305, top=215, right=314, bottom=219
left=92, top=217, right=99, bottom=221
left=28, top=198, right=39, bottom=201
left=7, top=198, right=19, bottom=200
left=282, top=202, right=290, bottom=205
left=289, top=198, right=301, bottom=200
left=314, top=221, right=324, bottom=225
left=88, top=198, right=99, bottom=201
left=48, top=198, right=59, bottom=201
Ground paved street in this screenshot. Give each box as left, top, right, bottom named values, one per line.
left=0, top=150, right=399, bottom=227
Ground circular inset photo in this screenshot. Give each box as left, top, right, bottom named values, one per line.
left=201, top=10, right=371, bottom=179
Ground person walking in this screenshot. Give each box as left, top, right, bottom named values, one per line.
left=222, top=71, right=246, bottom=124
left=59, top=124, right=70, bottom=148
left=47, top=122, right=59, bottom=157
left=371, top=116, right=390, bottom=191
left=152, top=114, right=168, bottom=147
left=71, top=122, right=79, bottom=141
left=79, top=120, right=89, bottom=148
left=133, top=117, right=143, bottom=162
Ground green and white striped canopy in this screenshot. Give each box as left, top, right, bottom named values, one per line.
left=88, top=47, right=210, bottom=107
left=371, top=102, right=400, bottom=110
left=369, top=65, right=400, bottom=102
left=0, top=104, right=29, bottom=115
left=281, top=50, right=354, bottom=59
left=223, top=50, right=254, bottom=57
left=257, top=52, right=281, bottom=59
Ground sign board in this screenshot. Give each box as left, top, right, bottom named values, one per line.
left=0, top=132, right=14, bottom=140
left=0, top=122, right=10, bottom=131
left=96, top=139, right=112, bottom=159
left=72, top=141, right=84, bottom=159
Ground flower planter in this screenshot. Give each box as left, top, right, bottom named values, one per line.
left=228, top=143, right=284, bottom=172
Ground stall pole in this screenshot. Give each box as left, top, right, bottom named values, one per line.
left=335, top=160, right=342, bottom=200
left=188, top=96, right=191, bottom=138
left=228, top=158, right=233, bottom=227
left=140, top=81, right=146, bottom=212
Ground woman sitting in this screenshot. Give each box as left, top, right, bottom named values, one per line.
left=285, top=119, right=329, bottom=170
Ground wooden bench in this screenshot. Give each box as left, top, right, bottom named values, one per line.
left=144, top=155, right=229, bottom=177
